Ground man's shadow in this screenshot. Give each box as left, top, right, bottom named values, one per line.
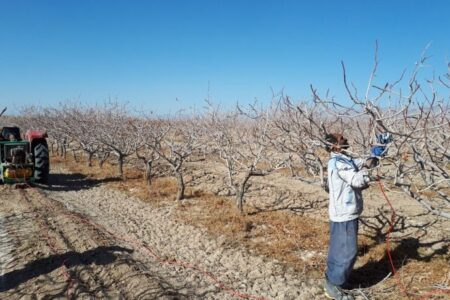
left=0, top=245, right=132, bottom=292
left=347, top=237, right=448, bottom=288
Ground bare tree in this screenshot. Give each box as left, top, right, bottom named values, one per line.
left=58, top=103, right=102, bottom=167
left=132, top=118, right=160, bottom=188
left=94, top=102, right=143, bottom=179
left=273, top=95, right=336, bottom=188
left=310, top=43, right=450, bottom=219
left=204, top=101, right=286, bottom=214
left=139, top=112, right=202, bottom=201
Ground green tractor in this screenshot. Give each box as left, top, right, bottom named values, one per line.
left=0, top=108, right=49, bottom=184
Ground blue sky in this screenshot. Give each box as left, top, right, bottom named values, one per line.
left=0, top=0, right=449, bottom=114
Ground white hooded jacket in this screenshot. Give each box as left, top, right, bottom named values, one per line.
left=327, top=152, right=370, bottom=222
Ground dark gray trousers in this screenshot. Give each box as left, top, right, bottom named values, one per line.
left=326, top=218, right=358, bottom=286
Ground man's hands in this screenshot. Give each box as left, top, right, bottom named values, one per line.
left=364, top=157, right=379, bottom=169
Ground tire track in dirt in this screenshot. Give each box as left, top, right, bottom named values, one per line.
left=0, top=185, right=190, bottom=299
left=31, top=187, right=198, bottom=299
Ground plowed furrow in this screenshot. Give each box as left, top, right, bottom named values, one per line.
left=0, top=186, right=184, bottom=299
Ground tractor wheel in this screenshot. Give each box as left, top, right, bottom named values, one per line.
left=34, top=141, right=49, bottom=183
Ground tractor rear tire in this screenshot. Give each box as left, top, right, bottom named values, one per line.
left=34, top=141, right=49, bottom=183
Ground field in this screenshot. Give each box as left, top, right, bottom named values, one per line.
left=1, top=152, right=446, bottom=299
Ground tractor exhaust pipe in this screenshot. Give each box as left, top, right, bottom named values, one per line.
left=0, top=107, right=6, bottom=118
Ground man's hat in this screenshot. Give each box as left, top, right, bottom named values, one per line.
left=325, top=133, right=349, bottom=152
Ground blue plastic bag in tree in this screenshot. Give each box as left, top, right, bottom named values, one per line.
left=371, top=133, right=393, bottom=157
left=371, top=145, right=386, bottom=157
left=376, top=133, right=393, bottom=144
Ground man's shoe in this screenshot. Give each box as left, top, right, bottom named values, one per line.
left=323, top=279, right=354, bottom=300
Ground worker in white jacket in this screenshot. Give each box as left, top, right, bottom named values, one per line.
left=323, top=133, right=378, bottom=300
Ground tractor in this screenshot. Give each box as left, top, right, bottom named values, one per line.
left=0, top=107, right=49, bottom=184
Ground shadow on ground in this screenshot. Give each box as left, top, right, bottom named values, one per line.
left=348, top=237, right=449, bottom=288
left=248, top=191, right=327, bottom=215
left=0, top=246, right=132, bottom=292
left=36, top=173, right=122, bottom=192
left=0, top=245, right=207, bottom=299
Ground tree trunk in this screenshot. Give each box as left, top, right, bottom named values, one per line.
left=316, top=157, right=325, bottom=189
left=59, top=144, right=64, bottom=157
left=145, top=160, right=152, bottom=187
left=72, top=149, right=78, bottom=162
left=87, top=151, right=94, bottom=167
left=235, top=172, right=252, bottom=214
left=288, top=161, right=296, bottom=177
left=236, top=186, right=245, bottom=214
left=118, top=155, right=124, bottom=179
left=174, top=170, right=185, bottom=201
left=99, top=152, right=109, bottom=168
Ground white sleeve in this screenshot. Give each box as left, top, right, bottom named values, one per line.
left=353, top=158, right=366, bottom=169
left=336, top=164, right=370, bottom=189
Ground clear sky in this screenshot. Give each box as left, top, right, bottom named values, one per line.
left=0, top=0, right=449, bottom=114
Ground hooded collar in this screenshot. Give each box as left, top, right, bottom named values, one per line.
left=330, top=152, right=358, bottom=170
left=330, top=152, right=353, bottom=160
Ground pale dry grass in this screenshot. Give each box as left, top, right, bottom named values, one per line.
left=175, top=193, right=329, bottom=277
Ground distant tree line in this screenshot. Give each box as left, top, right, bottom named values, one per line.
left=4, top=54, right=449, bottom=218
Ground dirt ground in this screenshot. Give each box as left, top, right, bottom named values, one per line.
left=0, top=164, right=327, bottom=300
left=0, top=158, right=448, bottom=299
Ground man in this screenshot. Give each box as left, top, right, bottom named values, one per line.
left=323, top=133, right=378, bottom=300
